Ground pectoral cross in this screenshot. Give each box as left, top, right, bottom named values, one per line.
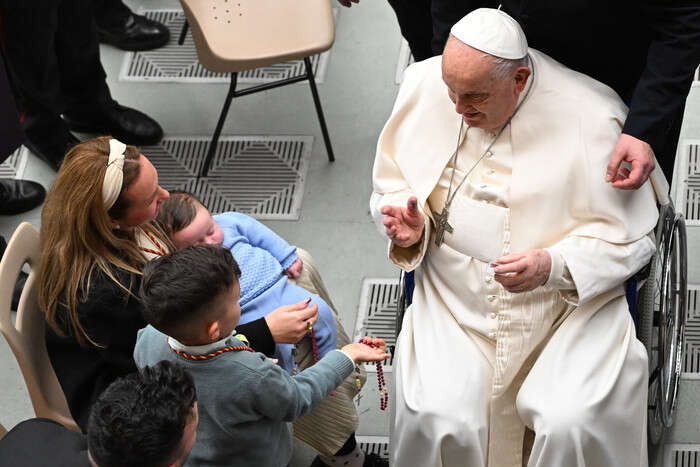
left=432, top=206, right=453, bottom=247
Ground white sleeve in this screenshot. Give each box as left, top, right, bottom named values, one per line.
left=545, top=233, right=655, bottom=306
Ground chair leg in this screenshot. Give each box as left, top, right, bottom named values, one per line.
left=200, top=72, right=238, bottom=178
left=304, top=57, right=335, bottom=162
left=178, top=18, right=189, bottom=46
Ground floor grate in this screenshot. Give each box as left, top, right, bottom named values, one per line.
left=357, top=436, right=390, bottom=460
left=120, top=9, right=333, bottom=84
left=142, top=135, right=311, bottom=220
left=683, top=288, right=700, bottom=374
left=679, top=142, right=700, bottom=224
left=394, top=39, right=414, bottom=85
left=355, top=278, right=401, bottom=371
left=665, top=444, right=700, bottom=466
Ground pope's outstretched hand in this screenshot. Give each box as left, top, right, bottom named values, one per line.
left=605, top=133, right=656, bottom=190
left=493, top=249, right=551, bottom=293
left=380, top=196, right=425, bottom=248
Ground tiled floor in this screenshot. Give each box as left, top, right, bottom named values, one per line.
left=0, top=1, right=699, bottom=466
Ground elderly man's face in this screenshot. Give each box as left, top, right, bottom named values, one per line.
left=442, top=37, right=530, bottom=130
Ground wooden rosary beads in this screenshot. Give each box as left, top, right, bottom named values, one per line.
left=359, top=337, right=389, bottom=411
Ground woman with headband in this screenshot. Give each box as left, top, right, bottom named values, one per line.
left=38, top=136, right=318, bottom=430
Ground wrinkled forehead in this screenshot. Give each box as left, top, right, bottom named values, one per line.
left=442, top=37, right=496, bottom=91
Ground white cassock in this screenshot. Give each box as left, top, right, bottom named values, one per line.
left=370, top=49, right=660, bottom=467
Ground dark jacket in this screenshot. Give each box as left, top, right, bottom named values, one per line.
left=0, top=418, right=90, bottom=467
left=46, top=267, right=275, bottom=431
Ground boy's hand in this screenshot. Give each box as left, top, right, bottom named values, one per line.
left=265, top=299, right=319, bottom=344
left=342, top=338, right=391, bottom=364
left=284, top=258, right=303, bottom=279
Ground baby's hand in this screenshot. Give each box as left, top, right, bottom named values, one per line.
left=285, top=258, right=303, bottom=279
left=342, top=338, right=390, bottom=364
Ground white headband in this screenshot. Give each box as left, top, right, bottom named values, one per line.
left=102, top=139, right=126, bottom=210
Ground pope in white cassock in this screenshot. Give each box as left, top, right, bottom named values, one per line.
left=370, top=8, right=661, bottom=467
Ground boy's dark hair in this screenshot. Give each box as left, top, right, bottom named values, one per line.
left=87, top=361, right=197, bottom=467
left=140, top=244, right=241, bottom=340
left=155, top=190, right=202, bottom=236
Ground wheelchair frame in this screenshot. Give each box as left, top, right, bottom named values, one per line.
left=393, top=203, right=688, bottom=447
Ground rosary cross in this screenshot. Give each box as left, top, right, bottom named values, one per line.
left=432, top=206, right=453, bottom=247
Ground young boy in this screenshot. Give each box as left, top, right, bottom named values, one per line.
left=156, top=191, right=336, bottom=374
left=134, top=245, right=389, bottom=467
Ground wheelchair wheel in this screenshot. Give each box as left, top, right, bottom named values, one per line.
left=637, top=205, right=687, bottom=445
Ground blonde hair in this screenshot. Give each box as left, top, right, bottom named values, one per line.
left=38, top=136, right=171, bottom=347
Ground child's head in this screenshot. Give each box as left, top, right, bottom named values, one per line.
left=140, top=244, right=242, bottom=345
left=156, top=190, right=223, bottom=249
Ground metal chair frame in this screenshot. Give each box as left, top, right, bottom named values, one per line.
left=178, top=19, right=335, bottom=178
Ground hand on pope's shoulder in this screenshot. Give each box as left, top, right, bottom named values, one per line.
left=380, top=196, right=425, bottom=248
left=605, top=133, right=656, bottom=190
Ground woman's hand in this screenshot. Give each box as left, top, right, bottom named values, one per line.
left=284, top=258, right=303, bottom=279
left=264, top=299, right=319, bottom=344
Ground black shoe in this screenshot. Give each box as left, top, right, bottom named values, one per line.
left=11, top=271, right=27, bottom=311
left=97, top=13, right=170, bottom=51
left=21, top=113, right=79, bottom=172
left=63, top=101, right=163, bottom=146
left=0, top=179, right=45, bottom=215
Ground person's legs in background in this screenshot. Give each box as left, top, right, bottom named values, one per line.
left=386, top=0, right=434, bottom=62
left=429, top=0, right=480, bottom=55
left=1, top=3, right=78, bottom=170
left=93, top=0, right=170, bottom=52
left=1, top=0, right=163, bottom=172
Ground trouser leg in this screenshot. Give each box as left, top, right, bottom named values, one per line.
left=430, top=0, right=484, bottom=55
left=516, top=297, right=648, bottom=467
left=386, top=0, right=435, bottom=61
left=55, top=0, right=112, bottom=113
left=92, top=0, right=132, bottom=30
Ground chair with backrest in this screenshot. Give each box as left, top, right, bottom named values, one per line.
left=0, top=222, right=78, bottom=432
left=179, top=0, right=336, bottom=177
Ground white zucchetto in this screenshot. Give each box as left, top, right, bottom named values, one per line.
left=450, top=8, right=528, bottom=59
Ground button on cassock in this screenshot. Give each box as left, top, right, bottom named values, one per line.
left=487, top=295, right=496, bottom=302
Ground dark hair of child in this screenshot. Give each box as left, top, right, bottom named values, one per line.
left=87, top=360, right=197, bottom=467
left=155, top=190, right=203, bottom=236
left=140, top=244, right=241, bottom=341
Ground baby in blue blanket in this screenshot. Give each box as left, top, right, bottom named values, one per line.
left=156, top=191, right=337, bottom=373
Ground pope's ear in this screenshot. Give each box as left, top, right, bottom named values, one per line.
left=514, top=66, right=531, bottom=91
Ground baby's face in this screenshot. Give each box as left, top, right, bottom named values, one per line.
left=171, top=203, right=224, bottom=250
